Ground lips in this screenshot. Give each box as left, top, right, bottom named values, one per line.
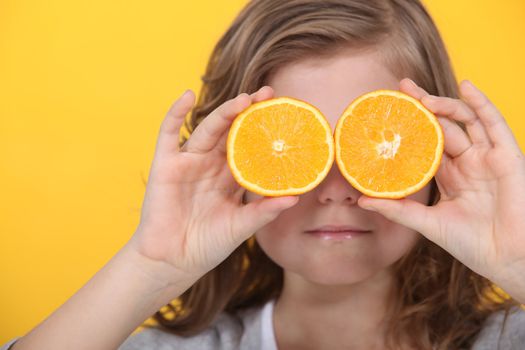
left=304, top=225, right=372, bottom=240
left=304, top=225, right=372, bottom=233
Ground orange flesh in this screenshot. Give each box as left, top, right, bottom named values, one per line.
left=229, top=100, right=333, bottom=194
left=338, top=94, right=440, bottom=193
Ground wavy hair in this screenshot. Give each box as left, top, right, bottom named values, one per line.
left=144, top=1, right=520, bottom=348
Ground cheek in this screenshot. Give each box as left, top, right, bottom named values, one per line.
left=408, top=181, right=434, bottom=205
left=247, top=188, right=307, bottom=267
left=253, top=210, right=304, bottom=269
left=254, top=214, right=294, bottom=253
left=374, top=218, right=421, bottom=259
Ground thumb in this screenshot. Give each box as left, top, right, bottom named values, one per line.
left=233, top=196, right=299, bottom=242
left=358, top=196, right=439, bottom=241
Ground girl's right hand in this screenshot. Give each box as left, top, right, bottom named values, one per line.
left=128, top=86, right=298, bottom=286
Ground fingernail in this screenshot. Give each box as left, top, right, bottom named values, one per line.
left=250, top=87, right=264, bottom=97
left=359, top=200, right=377, bottom=211
left=180, top=89, right=190, bottom=98
left=464, top=80, right=476, bottom=89
left=406, top=78, right=418, bottom=88
left=362, top=205, right=377, bottom=212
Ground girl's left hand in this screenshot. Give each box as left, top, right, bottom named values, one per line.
left=358, top=78, right=525, bottom=304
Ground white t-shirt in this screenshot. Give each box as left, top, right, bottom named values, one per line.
left=260, top=298, right=278, bottom=350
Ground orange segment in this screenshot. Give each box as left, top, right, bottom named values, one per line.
left=227, top=97, right=334, bottom=196
left=335, top=90, right=444, bottom=199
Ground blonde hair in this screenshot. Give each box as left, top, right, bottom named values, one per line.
left=146, top=1, right=519, bottom=348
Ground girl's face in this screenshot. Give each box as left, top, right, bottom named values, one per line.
left=245, top=49, right=432, bottom=285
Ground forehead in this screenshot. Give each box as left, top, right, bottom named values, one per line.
left=266, top=49, right=401, bottom=130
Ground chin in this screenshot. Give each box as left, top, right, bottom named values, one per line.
left=292, top=259, right=389, bottom=286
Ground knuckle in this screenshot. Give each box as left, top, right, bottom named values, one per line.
left=201, top=123, right=215, bottom=139
left=237, top=93, right=250, bottom=104
left=231, top=93, right=251, bottom=111
left=224, top=93, right=247, bottom=109
left=417, top=86, right=429, bottom=98
left=477, top=95, right=491, bottom=111
left=443, top=96, right=458, bottom=111
left=457, top=102, right=476, bottom=124
left=452, top=100, right=463, bottom=117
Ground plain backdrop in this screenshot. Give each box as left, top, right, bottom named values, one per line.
left=1, top=0, right=524, bottom=343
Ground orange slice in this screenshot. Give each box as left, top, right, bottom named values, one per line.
left=227, top=97, right=334, bottom=196
left=334, top=90, right=444, bottom=199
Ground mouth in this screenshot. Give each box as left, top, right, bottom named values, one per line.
left=304, top=225, right=372, bottom=241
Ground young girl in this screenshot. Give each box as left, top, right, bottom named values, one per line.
left=4, top=0, right=525, bottom=349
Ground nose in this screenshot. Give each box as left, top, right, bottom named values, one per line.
left=315, top=163, right=362, bottom=205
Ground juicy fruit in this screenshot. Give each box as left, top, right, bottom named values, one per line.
left=227, top=97, right=334, bottom=196
left=334, top=90, right=444, bottom=199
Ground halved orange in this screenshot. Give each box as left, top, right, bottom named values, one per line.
left=227, top=97, right=334, bottom=196
left=334, top=90, right=444, bottom=199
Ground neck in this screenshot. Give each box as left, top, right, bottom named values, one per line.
left=273, top=269, right=399, bottom=350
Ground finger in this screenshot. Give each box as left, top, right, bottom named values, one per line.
left=250, top=85, right=274, bottom=103
left=231, top=195, right=299, bottom=245
left=421, top=94, right=491, bottom=147
left=436, top=116, right=472, bottom=158
left=399, top=78, right=430, bottom=99
left=215, top=86, right=275, bottom=154
left=183, top=92, right=252, bottom=153
left=434, top=152, right=450, bottom=197
left=459, top=80, right=521, bottom=151
left=358, top=196, right=443, bottom=246
left=157, top=89, right=196, bottom=155
left=434, top=151, right=457, bottom=198
left=401, top=78, right=476, bottom=157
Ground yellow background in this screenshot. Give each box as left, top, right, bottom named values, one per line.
left=1, top=0, right=524, bottom=343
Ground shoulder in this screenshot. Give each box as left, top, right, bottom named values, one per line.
left=471, top=306, right=525, bottom=350
left=119, top=305, right=265, bottom=350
